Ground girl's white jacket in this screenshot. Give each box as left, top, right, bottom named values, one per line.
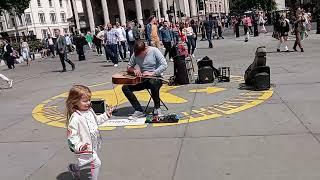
left=67, top=109, right=109, bottom=154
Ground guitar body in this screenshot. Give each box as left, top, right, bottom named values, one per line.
left=112, top=73, right=142, bottom=85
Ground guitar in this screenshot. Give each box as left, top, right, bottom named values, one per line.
left=112, top=72, right=168, bottom=85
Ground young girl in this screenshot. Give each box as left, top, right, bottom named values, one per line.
left=66, top=85, right=113, bottom=180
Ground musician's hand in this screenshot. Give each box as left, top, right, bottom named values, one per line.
left=142, top=71, right=155, bottom=77
left=81, top=143, right=90, bottom=151
left=134, top=69, right=142, bottom=77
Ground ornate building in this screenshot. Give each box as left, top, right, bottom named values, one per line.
left=0, top=0, right=84, bottom=39
left=78, top=0, right=230, bottom=32
left=204, top=0, right=229, bottom=16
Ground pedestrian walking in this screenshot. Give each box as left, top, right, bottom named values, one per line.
left=93, top=34, right=103, bottom=56
left=2, top=40, right=15, bottom=69
left=217, top=18, right=224, bottom=39
left=104, top=23, right=120, bottom=67
left=74, top=33, right=87, bottom=61
left=159, top=21, right=173, bottom=60
left=55, top=29, right=75, bottom=72
left=115, top=22, right=127, bottom=60
left=190, top=19, right=198, bottom=48
left=293, top=14, right=306, bottom=52
left=66, top=85, right=114, bottom=180
left=184, top=22, right=196, bottom=57
left=85, top=32, right=93, bottom=50
left=126, top=22, right=136, bottom=58
left=47, top=35, right=56, bottom=58
left=146, top=16, right=161, bottom=48
left=0, top=74, right=13, bottom=88
left=203, top=16, right=214, bottom=48
left=20, top=38, right=31, bottom=66
left=277, top=14, right=290, bottom=52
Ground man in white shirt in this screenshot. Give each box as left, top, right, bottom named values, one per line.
left=115, top=22, right=127, bottom=60
left=47, top=34, right=55, bottom=57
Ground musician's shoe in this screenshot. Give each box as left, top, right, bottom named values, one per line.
left=153, top=108, right=162, bottom=116
left=68, top=163, right=80, bottom=180
left=114, top=64, right=118, bottom=67
left=129, top=111, right=145, bottom=120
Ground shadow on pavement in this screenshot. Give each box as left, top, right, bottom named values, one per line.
left=57, top=169, right=92, bottom=180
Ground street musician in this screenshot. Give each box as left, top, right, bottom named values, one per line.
left=122, top=40, right=167, bottom=119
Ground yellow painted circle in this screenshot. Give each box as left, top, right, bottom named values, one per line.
left=32, top=76, right=273, bottom=130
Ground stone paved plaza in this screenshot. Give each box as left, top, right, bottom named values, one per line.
left=1, top=31, right=320, bottom=180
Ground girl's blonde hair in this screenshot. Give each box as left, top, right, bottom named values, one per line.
left=66, top=85, right=92, bottom=125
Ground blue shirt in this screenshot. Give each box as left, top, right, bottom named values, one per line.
left=128, top=47, right=168, bottom=76
left=159, top=27, right=173, bottom=42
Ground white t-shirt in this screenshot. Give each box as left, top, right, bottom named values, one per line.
left=115, top=27, right=126, bottom=42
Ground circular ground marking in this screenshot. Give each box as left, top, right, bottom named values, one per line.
left=32, top=76, right=273, bottom=130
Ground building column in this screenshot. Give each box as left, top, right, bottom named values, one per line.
left=71, top=0, right=80, bottom=33
left=85, top=0, right=95, bottom=32
left=154, top=0, right=161, bottom=19
left=189, top=0, right=197, bottom=17
left=117, top=0, right=127, bottom=25
left=183, top=0, right=190, bottom=17
left=134, top=0, right=143, bottom=26
left=101, top=0, right=110, bottom=24
left=161, top=0, right=169, bottom=21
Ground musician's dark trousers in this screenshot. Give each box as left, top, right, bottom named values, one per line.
left=122, top=79, right=162, bottom=112
left=58, top=51, right=75, bottom=71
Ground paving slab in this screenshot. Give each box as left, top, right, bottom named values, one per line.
left=174, top=134, right=320, bottom=180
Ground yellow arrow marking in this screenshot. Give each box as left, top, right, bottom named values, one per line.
left=189, top=87, right=226, bottom=94
left=92, top=84, right=188, bottom=107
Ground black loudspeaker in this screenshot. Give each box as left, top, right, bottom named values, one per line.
left=254, top=72, right=270, bottom=90
left=173, top=56, right=189, bottom=85
left=197, top=56, right=214, bottom=84
left=91, top=99, right=106, bottom=115
left=198, top=66, right=214, bottom=83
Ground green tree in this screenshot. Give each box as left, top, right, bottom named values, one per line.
left=0, top=0, right=31, bottom=15
left=230, top=0, right=277, bottom=14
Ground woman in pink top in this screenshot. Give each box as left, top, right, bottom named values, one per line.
left=246, top=16, right=253, bottom=34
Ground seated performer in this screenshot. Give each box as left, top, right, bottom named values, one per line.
left=122, top=40, right=168, bottom=119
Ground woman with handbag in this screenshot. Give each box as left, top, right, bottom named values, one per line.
left=2, top=40, right=15, bottom=69
left=21, top=38, right=31, bottom=66
left=277, top=14, right=290, bottom=52
left=293, top=14, right=305, bottom=52
left=183, top=22, right=196, bottom=57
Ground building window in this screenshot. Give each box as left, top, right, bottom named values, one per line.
left=50, top=12, right=57, bottom=24
left=215, top=4, right=217, bottom=12
left=38, top=12, right=46, bottom=24
left=60, top=12, right=66, bottom=22
left=0, top=22, right=3, bottom=31
left=37, top=0, right=41, bottom=7
left=63, top=28, right=68, bottom=33
left=59, top=0, right=63, bottom=7
left=49, top=0, right=53, bottom=7
left=25, top=14, right=32, bottom=25
left=18, top=16, right=23, bottom=26
left=41, top=29, right=48, bottom=38
left=219, top=4, right=222, bottom=12
left=11, top=17, right=16, bottom=27
left=210, top=4, right=212, bottom=12
left=29, top=30, right=34, bottom=36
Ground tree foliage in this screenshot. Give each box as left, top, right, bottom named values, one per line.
left=230, top=0, right=277, bottom=14
left=0, top=0, right=31, bottom=15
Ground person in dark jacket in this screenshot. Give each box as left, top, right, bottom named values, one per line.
left=159, top=21, right=173, bottom=60
left=126, top=22, right=136, bottom=58
left=74, top=33, right=88, bottom=61
left=2, top=40, right=15, bottom=69
left=190, top=20, right=198, bottom=47
left=203, top=16, right=214, bottom=48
